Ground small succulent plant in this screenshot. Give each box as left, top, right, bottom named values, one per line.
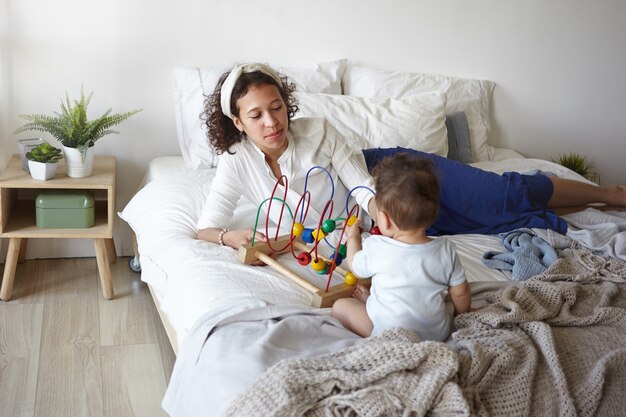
left=552, top=152, right=593, bottom=177
left=26, top=142, right=64, bottom=163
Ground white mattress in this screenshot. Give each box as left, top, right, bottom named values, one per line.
left=120, top=155, right=591, bottom=350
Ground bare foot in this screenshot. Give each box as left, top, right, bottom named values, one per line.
left=352, top=284, right=370, bottom=302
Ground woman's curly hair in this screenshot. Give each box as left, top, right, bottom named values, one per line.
left=201, top=69, right=299, bottom=155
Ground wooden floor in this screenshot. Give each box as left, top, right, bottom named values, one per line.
left=0, top=257, right=176, bottom=417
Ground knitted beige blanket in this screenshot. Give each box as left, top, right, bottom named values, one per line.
left=224, top=249, right=626, bottom=417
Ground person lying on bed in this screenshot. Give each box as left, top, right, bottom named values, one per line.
left=331, top=152, right=471, bottom=339
left=195, top=62, right=626, bottom=248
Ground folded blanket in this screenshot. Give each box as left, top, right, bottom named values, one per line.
left=482, top=228, right=558, bottom=280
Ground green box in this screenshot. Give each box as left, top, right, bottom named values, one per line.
left=35, top=190, right=95, bottom=228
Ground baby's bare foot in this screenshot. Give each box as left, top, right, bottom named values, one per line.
left=352, top=284, right=370, bottom=302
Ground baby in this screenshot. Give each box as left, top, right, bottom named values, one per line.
left=331, top=153, right=471, bottom=341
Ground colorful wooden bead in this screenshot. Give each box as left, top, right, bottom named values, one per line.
left=316, top=264, right=330, bottom=275
left=344, top=272, right=358, bottom=286
left=292, top=222, right=304, bottom=237
left=311, top=228, right=326, bottom=242
left=330, top=253, right=343, bottom=267
left=370, top=226, right=382, bottom=235
left=311, top=258, right=326, bottom=272
left=347, top=215, right=358, bottom=226
left=301, top=228, right=314, bottom=243
left=321, top=219, right=336, bottom=233
left=297, top=252, right=312, bottom=266
left=338, top=244, right=347, bottom=258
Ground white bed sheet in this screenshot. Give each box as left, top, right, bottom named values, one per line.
left=121, top=155, right=588, bottom=350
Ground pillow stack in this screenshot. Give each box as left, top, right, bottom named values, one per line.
left=172, top=60, right=496, bottom=168
left=295, top=92, right=449, bottom=157
left=342, top=65, right=495, bottom=162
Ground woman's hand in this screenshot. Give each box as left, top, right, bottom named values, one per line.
left=223, top=229, right=269, bottom=266
left=196, top=227, right=270, bottom=266
left=222, top=228, right=267, bottom=249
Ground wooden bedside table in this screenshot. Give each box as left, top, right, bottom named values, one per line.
left=0, top=154, right=117, bottom=300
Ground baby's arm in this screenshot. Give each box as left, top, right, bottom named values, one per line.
left=448, top=281, right=471, bottom=316
left=344, top=218, right=363, bottom=272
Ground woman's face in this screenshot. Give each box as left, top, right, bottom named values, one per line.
left=232, top=83, right=289, bottom=158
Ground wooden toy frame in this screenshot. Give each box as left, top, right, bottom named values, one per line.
left=238, top=234, right=370, bottom=308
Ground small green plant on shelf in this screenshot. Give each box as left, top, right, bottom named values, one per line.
left=13, top=86, right=141, bottom=161
left=552, top=152, right=593, bottom=177
left=26, top=142, right=64, bottom=163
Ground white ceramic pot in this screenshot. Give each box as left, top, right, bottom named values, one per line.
left=28, top=160, right=58, bottom=181
left=63, top=145, right=95, bottom=178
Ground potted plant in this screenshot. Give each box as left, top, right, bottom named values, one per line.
left=552, top=152, right=600, bottom=184
left=13, top=87, right=141, bottom=178
left=26, top=142, right=64, bottom=181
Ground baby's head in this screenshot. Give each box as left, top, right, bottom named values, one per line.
left=372, top=153, right=440, bottom=232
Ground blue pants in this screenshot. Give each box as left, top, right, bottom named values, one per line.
left=362, top=147, right=567, bottom=236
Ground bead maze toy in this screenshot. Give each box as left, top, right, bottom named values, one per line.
left=238, top=166, right=377, bottom=308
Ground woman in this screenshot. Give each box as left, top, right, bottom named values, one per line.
left=196, top=63, right=626, bottom=247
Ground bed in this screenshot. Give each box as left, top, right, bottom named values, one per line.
left=119, top=60, right=626, bottom=416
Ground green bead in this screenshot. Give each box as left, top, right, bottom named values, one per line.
left=316, top=264, right=330, bottom=275
left=338, top=244, right=347, bottom=257
left=321, top=219, right=336, bottom=234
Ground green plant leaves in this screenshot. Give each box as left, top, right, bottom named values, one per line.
left=13, top=86, right=142, bottom=160
left=552, top=152, right=593, bottom=177
left=25, top=142, right=63, bottom=163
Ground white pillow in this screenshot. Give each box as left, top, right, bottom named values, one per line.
left=295, top=92, right=448, bottom=156
left=173, top=59, right=347, bottom=169
left=342, top=65, right=495, bottom=162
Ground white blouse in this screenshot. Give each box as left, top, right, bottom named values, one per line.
left=197, top=117, right=376, bottom=231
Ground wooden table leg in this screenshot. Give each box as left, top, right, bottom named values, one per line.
left=1, top=237, right=22, bottom=301
left=17, top=238, right=28, bottom=263
left=94, top=238, right=114, bottom=299
left=105, top=238, right=117, bottom=264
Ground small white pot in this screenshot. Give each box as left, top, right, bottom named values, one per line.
left=28, top=160, right=58, bottom=181
left=63, top=145, right=95, bottom=178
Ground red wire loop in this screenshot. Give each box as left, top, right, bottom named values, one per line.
left=265, top=175, right=292, bottom=253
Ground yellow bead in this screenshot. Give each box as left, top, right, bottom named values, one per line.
left=347, top=215, right=358, bottom=226
left=344, top=272, right=358, bottom=286
left=311, top=228, right=326, bottom=242
left=292, top=223, right=304, bottom=237
left=311, top=258, right=326, bottom=272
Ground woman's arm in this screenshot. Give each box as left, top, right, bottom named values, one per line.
left=197, top=227, right=267, bottom=249
left=325, top=122, right=377, bottom=218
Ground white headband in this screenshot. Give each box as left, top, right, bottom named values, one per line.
left=220, top=63, right=283, bottom=119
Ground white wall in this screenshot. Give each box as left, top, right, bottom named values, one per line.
left=4, top=0, right=626, bottom=259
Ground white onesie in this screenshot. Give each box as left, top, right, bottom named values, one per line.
left=351, top=235, right=466, bottom=341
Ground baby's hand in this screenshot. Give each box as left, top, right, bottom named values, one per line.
left=346, top=218, right=362, bottom=239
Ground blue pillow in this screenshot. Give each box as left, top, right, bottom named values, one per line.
left=445, top=112, right=472, bottom=163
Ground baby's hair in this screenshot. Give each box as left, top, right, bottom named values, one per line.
left=202, top=69, right=299, bottom=155
left=372, top=153, right=440, bottom=230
